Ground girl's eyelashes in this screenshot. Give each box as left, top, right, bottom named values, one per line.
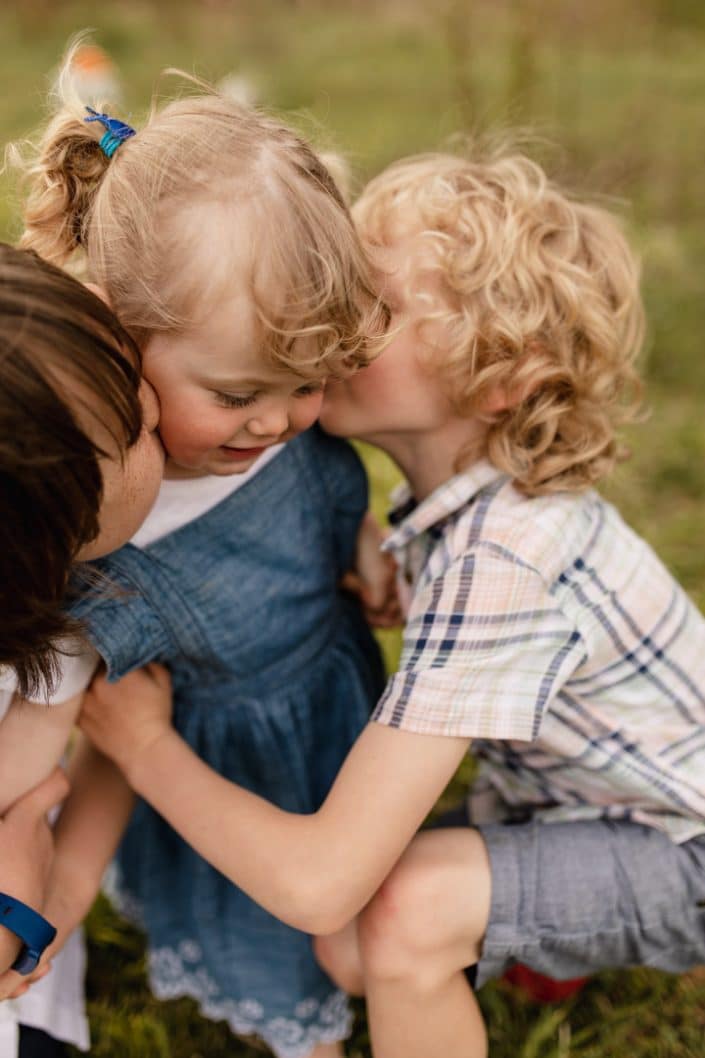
left=213, top=382, right=323, bottom=409
left=214, top=391, right=259, bottom=409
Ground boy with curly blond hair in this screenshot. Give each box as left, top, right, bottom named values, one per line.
left=79, top=150, right=705, bottom=1058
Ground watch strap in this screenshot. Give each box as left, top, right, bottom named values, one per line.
left=0, top=892, right=56, bottom=975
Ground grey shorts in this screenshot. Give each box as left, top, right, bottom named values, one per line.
left=438, top=807, right=705, bottom=988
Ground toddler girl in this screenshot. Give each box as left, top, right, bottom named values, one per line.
left=19, top=52, right=387, bottom=1058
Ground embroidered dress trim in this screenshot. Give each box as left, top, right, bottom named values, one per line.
left=149, top=944, right=352, bottom=1058
left=103, top=865, right=351, bottom=1058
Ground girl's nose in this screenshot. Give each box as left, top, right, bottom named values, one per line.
left=247, top=400, right=290, bottom=439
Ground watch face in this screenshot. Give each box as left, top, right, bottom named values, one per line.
left=11, top=947, right=40, bottom=976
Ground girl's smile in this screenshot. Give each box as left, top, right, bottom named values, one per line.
left=219, top=444, right=268, bottom=462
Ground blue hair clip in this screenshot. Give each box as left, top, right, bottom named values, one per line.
left=84, top=106, right=136, bottom=158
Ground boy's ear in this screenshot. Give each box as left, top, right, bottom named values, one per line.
left=482, top=344, right=544, bottom=413
left=84, top=282, right=111, bottom=306
left=482, top=378, right=536, bottom=414
left=482, top=385, right=512, bottom=414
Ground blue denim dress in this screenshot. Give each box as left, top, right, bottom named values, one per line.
left=73, top=428, right=385, bottom=1058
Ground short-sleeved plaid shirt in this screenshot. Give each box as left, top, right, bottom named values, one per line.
left=373, top=460, right=705, bottom=843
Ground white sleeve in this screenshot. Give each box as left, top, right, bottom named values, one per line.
left=45, top=641, right=101, bottom=703
left=0, top=640, right=100, bottom=715
left=0, top=669, right=16, bottom=723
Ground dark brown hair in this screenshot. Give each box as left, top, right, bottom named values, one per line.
left=0, top=243, right=143, bottom=698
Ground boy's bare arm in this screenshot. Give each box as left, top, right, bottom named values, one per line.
left=81, top=665, right=469, bottom=935
left=0, top=693, right=83, bottom=815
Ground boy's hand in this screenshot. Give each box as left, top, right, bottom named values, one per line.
left=342, top=511, right=403, bottom=628
left=79, top=664, right=173, bottom=780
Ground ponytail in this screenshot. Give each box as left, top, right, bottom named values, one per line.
left=10, top=36, right=121, bottom=266
left=19, top=109, right=109, bottom=264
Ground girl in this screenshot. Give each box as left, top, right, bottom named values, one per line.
left=17, top=51, right=388, bottom=1058
left=81, top=152, right=705, bottom=1058
left=0, top=242, right=164, bottom=1055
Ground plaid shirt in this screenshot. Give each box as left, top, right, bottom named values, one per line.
left=374, top=460, right=705, bottom=843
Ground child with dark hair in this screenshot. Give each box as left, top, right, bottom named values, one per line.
left=0, top=244, right=162, bottom=698
left=0, top=242, right=164, bottom=1056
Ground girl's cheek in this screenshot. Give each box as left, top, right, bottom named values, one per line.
left=160, top=398, right=218, bottom=443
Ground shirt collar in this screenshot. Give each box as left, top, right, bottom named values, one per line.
left=383, top=459, right=506, bottom=552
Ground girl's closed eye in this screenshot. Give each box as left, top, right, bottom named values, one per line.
left=214, top=384, right=322, bottom=408
left=214, top=391, right=259, bottom=409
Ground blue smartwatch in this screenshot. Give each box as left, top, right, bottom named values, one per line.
left=0, top=892, right=56, bottom=975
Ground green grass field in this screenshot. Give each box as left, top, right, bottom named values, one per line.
left=2, top=1, right=705, bottom=1054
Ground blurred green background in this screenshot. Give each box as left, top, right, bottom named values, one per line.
left=2, top=1, right=705, bottom=1055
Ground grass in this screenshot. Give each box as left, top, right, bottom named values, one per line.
left=76, top=893, right=705, bottom=1058
left=3, top=1, right=705, bottom=1054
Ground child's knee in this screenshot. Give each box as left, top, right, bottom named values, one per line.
left=358, top=831, right=490, bottom=988
left=358, top=862, right=429, bottom=982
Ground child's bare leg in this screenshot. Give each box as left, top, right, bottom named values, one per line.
left=314, top=919, right=364, bottom=995
left=308, top=1044, right=344, bottom=1058
left=358, top=828, right=491, bottom=1058
left=309, top=926, right=363, bottom=1058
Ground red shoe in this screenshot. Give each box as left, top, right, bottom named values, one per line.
left=503, top=963, right=588, bottom=1002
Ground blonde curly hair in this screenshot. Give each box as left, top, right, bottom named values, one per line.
left=14, top=42, right=386, bottom=379
left=354, top=152, right=645, bottom=495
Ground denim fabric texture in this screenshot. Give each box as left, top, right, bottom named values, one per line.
left=73, top=428, right=386, bottom=1058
